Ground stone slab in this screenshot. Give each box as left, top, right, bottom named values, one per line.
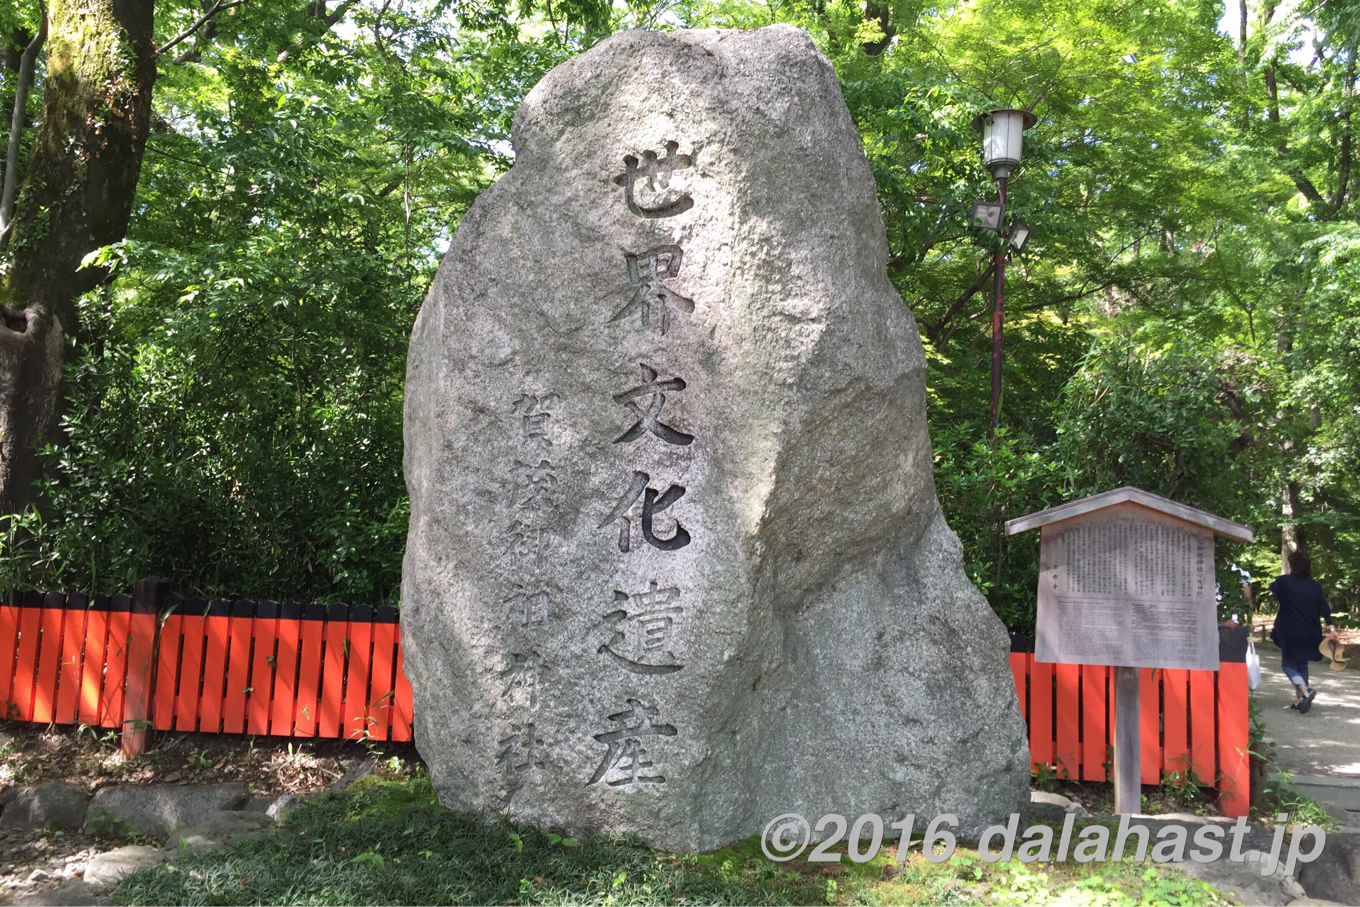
left=164, top=810, right=271, bottom=855
left=82, top=846, right=165, bottom=886
left=0, top=784, right=90, bottom=832
left=84, top=782, right=247, bottom=838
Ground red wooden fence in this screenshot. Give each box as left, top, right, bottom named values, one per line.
left=1010, top=653, right=1250, bottom=817
left=0, top=578, right=1252, bottom=819
left=0, top=578, right=412, bottom=754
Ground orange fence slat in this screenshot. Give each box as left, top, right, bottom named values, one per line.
left=0, top=595, right=21, bottom=720
left=54, top=593, right=88, bottom=726
left=153, top=610, right=182, bottom=731
left=368, top=606, right=397, bottom=742
left=12, top=592, right=43, bottom=722
left=32, top=593, right=66, bottom=725
left=1217, top=662, right=1250, bottom=817
left=175, top=601, right=209, bottom=732
left=1161, top=668, right=1191, bottom=778
left=247, top=601, right=278, bottom=737
left=122, top=584, right=160, bottom=756
left=198, top=601, right=231, bottom=734
left=77, top=596, right=110, bottom=727
left=100, top=596, right=133, bottom=729
left=1139, top=668, right=1159, bottom=784
left=1189, top=669, right=1216, bottom=784
left=1081, top=664, right=1108, bottom=782
left=343, top=605, right=373, bottom=741
left=222, top=601, right=254, bottom=735
left=293, top=605, right=325, bottom=737
left=271, top=604, right=303, bottom=736
left=1029, top=660, right=1054, bottom=768
left=1054, top=663, right=1081, bottom=781
left=392, top=622, right=413, bottom=743
left=319, top=605, right=348, bottom=739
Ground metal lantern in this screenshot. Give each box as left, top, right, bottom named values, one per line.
left=970, top=109, right=1038, bottom=180
left=970, top=200, right=1005, bottom=232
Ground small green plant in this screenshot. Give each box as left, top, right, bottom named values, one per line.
left=187, top=751, right=213, bottom=774
left=1247, top=691, right=1277, bottom=763
left=1262, top=771, right=1341, bottom=830
left=1159, top=757, right=1208, bottom=807
left=1031, top=761, right=1059, bottom=791
left=348, top=851, right=385, bottom=870
left=75, top=722, right=117, bottom=748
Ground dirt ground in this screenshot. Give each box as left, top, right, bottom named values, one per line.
left=0, top=721, right=422, bottom=903
left=1036, top=775, right=1230, bottom=820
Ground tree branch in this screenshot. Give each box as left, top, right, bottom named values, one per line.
left=1218, top=377, right=1258, bottom=458
left=1334, top=57, right=1356, bottom=211
left=277, top=0, right=358, bottom=62
left=0, top=3, right=46, bottom=243
left=156, top=0, right=247, bottom=59
left=1264, top=61, right=1330, bottom=207
left=926, top=263, right=994, bottom=345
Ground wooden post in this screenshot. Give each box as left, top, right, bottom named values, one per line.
left=122, top=577, right=166, bottom=757
left=1112, top=665, right=1141, bottom=814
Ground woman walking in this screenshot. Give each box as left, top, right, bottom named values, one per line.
left=1270, top=551, right=1339, bottom=714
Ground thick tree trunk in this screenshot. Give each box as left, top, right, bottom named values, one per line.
left=0, top=0, right=155, bottom=514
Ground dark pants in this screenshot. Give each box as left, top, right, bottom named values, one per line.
left=1281, top=653, right=1310, bottom=688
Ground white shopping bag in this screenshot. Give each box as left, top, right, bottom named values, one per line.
left=1247, top=636, right=1262, bottom=691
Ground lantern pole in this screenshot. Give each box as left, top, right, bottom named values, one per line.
left=990, top=174, right=1008, bottom=440
left=971, top=109, right=1036, bottom=440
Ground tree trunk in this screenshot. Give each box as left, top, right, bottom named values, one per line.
left=0, top=0, right=155, bottom=515
left=1281, top=479, right=1306, bottom=571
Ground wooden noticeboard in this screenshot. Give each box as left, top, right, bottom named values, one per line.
left=1007, top=487, right=1254, bottom=814
left=1035, top=503, right=1219, bottom=671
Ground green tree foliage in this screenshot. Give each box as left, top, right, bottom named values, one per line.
left=2, top=1, right=497, bottom=601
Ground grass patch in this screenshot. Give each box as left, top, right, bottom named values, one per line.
left=1260, top=771, right=1343, bottom=831
left=111, top=777, right=827, bottom=905
left=110, top=778, right=1232, bottom=906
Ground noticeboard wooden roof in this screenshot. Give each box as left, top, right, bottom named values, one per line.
left=1004, top=486, right=1254, bottom=543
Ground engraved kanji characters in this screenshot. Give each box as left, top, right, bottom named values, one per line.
left=598, top=471, right=690, bottom=552
left=514, top=458, right=557, bottom=506
left=498, top=722, right=544, bottom=788
left=512, top=393, right=558, bottom=449
left=502, top=391, right=557, bottom=624
left=505, top=519, right=551, bottom=569
left=613, top=142, right=694, bottom=219
left=610, top=246, right=694, bottom=335
left=613, top=364, right=693, bottom=446
left=503, top=582, right=552, bottom=626
left=502, top=650, right=545, bottom=708
left=589, top=699, right=678, bottom=787
left=598, top=582, right=684, bottom=675
left=578, top=140, right=705, bottom=790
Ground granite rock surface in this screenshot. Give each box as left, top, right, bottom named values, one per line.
left=402, top=24, right=1028, bottom=851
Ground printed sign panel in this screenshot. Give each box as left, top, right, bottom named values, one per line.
left=1035, top=502, right=1218, bottom=670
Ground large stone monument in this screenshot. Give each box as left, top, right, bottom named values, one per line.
left=402, top=24, right=1028, bottom=851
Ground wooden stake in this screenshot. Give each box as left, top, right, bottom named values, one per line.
left=1112, top=665, right=1141, bottom=814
